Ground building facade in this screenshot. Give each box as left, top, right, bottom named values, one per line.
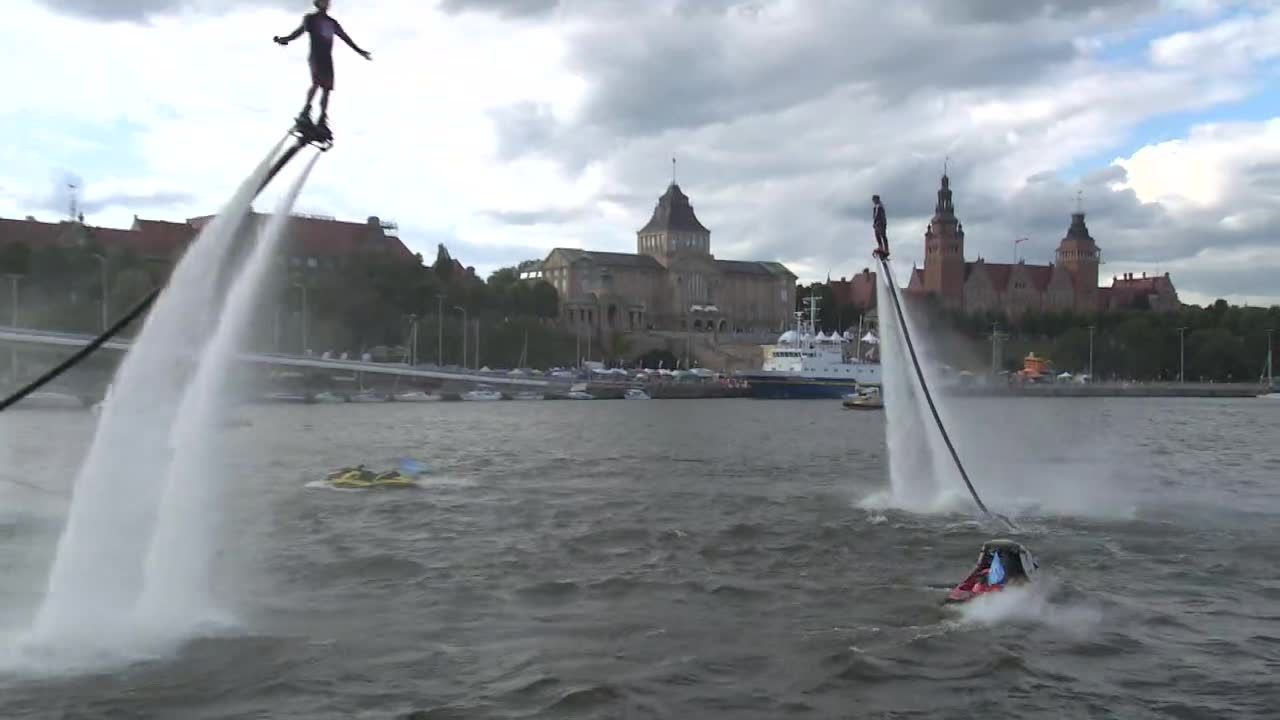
left=534, top=182, right=796, bottom=334
left=905, top=174, right=1180, bottom=314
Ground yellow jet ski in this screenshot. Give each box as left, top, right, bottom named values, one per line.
left=325, top=465, right=418, bottom=489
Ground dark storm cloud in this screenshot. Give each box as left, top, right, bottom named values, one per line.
left=37, top=0, right=294, bottom=22
left=488, top=103, right=560, bottom=162
left=481, top=206, right=584, bottom=225
left=486, top=1, right=1166, bottom=162
left=437, top=0, right=561, bottom=18
left=921, top=0, right=1158, bottom=23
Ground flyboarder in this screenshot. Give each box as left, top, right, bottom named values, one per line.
left=872, top=194, right=889, bottom=260
left=274, top=0, right=371, bottom=139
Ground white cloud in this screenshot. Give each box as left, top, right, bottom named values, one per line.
left=3, top=0, right=1280, bottom=306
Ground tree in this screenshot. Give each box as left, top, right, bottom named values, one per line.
left=531, top=281, right=559, bottom=319
left=0, top=242, right=32, bottom=276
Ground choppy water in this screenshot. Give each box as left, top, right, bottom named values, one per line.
left=1, top=398, right=1278, bottom=718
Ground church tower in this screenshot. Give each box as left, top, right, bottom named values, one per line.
left=923, top=173, right=967, bottom=308
left=1055, top=202, right=1101, bottom=312
left=636, top=182, right=712, bottom=267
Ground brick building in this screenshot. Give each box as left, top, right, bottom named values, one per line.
left=903, top=173, right=1180, bottom=314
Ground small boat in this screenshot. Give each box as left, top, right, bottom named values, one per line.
left=944, top=539, right=1038, bottom=604
left=463, top=388, right=503, bottom=402
left=311, top=391, right=345, bottom=404
left=392, top=391, right=441, bottom=402
left=624, top=388, right=651, bottom=400
left=20, top=391, right=85, bottom=409
left=325, top=465, right=419, bottom=489
left=842, top=386, right=883, bottom=410
left=348, top=391, right=390, bottom=403
left=266, top=392, right=309, bottom=403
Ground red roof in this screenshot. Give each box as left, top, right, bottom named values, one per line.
left=189, top=213, right=415, bottom=261
left=829, top=268, right=876, bottom=308
left=0, top=217, right=67, bottom=248
left=130, top=219, right=197, bottom=258
left=1025, top=264, right=1052, bottom=291
left=2, top=211, right=417, bottom=264
left=972, top=262, right=1014, bottom=292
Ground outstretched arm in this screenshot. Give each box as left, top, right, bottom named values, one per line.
left=335, top=22, right=372, bottom=59
left=274, top=22, right=304, bottom=45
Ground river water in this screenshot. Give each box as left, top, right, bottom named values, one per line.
left=0, top=397, right=1277, bottom=718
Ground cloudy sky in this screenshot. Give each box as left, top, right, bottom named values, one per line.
left=2, top=0, right=1278, bottom=305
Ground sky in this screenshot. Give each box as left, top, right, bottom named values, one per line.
left=2, top=0, right=1278, bottom=306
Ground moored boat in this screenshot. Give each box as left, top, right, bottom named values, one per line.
left=842, top=386, right=883, bottom=410
left=736, top=295, right=880, bottom=399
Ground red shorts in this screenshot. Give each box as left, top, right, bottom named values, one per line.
left=310, top=56, right=334, bottom=91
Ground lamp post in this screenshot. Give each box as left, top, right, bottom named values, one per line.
left=5, top=274, right=20, bottom=328
left=453, top=306, right=467, bottom=368
left=292, top=282, right=309, bottom=354
left=407, top=313, right=419, bottom=366
left=91, top=253, right=109, bottom=332
left=474, top=318, right=480, bottom=370
left=1177, top=326, right=1187, bottom=383
left=6, top=274, right=22, bottom=385
left=1087, top=325, right=1095, bottom=381
left=436, top=292, right=445, bottom=366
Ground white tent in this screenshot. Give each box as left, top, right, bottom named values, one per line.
left=861, top=332, right=880, bottom=345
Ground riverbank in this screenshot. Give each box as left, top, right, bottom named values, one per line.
left=945, top=381, right=1266, bottom=398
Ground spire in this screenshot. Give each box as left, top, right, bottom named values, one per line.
left=934, top=171, right=956, bottom=219
left=638, top=180, right=710, bottom=235
left=1075, top=189, right=1084, bottom=216
left=672, top=157, right=677, bottom=186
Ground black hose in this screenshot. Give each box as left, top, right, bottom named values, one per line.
left=0, top=133, right=308, bottom=414
left=0, top=289, right=159, bottom=413
left=876, top=255, right=1017, bottom=531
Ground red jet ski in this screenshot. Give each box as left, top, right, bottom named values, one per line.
left=944, top=539, right=1038, bottom=604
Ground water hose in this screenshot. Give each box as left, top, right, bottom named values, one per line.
left=0, top=132, right=309, bottom=414
left=876, top=254, right=1016, bottom=531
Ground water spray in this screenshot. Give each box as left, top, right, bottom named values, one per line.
left=876, top=254, right=1017, bottom=531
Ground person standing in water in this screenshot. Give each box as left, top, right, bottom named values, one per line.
left=274, top=0, right=372, bottom=134
left=872, top=194, right=889, bottom=260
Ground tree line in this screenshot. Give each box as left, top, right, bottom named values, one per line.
left=928, top=300, right=1279, bottom=383
left=0, top=238, right=583, bottom=370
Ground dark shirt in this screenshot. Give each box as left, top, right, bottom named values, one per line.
left=873, top=204, right=887, bottom=228
left=304, top=12, right=340, bottom=60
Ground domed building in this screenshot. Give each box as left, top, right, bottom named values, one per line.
left=534, top=180, right=797, bottom=335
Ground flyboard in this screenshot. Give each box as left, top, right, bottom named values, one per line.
left=873, top=247, right=1017, bottom=531
left=0, top=116, right=332, bottom=414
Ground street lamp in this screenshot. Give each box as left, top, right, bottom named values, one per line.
left=474, top=318, right=481, bottom=370
left=407, top=314, right=419, bottom=367
left=453, top=306, right=467, bottom=368
left=91, top=253, right=108, bottom=332
left=436, top=292, right=446, bottom=366
left=1087, top=325, right=1095, bottom=381
left=1177, top=326, right=1187, bottom=383
left=292, top=282, right=310, bottom=354
left=5, top=274, right=20, bottom=328
left=5, top=274, right=22, bottom=385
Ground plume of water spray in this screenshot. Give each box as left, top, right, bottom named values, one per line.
left=26, top=138, right=287, bottom=653
left=135, top=154, right=319, bottom=637
left=869, top=263, right=970, bottom=513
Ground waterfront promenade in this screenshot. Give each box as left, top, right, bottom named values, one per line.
left=947, top=381, right=1267, bottom=399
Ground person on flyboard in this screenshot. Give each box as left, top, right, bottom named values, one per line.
left=274, top=0, right=371, bottom=139
left=872, top=195, right=890, bottom=260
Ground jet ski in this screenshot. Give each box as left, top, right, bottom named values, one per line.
left=325, top=465, right=418, bottom=489
left=944, top=539, right=1038, bottom=604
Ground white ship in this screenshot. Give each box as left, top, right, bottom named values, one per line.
left=736, top=295, right=881, bottom=399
